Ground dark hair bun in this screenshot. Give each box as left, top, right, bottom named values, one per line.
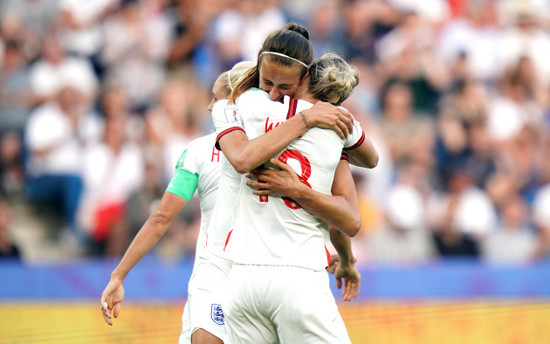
left=282, top=23, right=310, bottom=40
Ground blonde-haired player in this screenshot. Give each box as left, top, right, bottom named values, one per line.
left=99, top=61, right=252, bottom=344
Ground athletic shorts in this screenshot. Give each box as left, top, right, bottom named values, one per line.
left=179, top=302, right=192, bottom=344
left=223, top=264, right=351, bottom=344
left=179, top=252, right=233, bottom=343
left=178, top=289, right=229, bottom=343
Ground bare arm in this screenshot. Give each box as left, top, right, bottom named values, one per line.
left=335, top=107, right=379, bottom=169
left=219, top=101, right=354, bottom=173
left=329, top=228, right=361, bottom=302
left=347, top=136, right=379, bottom=168
left=100, top=192, right=186, bottom=325
left=247, top=158, right=361, bottom=237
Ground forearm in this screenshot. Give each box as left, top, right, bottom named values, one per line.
left=330, top=228, right=355, bottom=267
left=218, top=97, right=353, bottom=173
left=110, top=193, right=185, bottom=281
left=289, top=185, right=361, bottom=237
left=110, top=213, right=169, bottom=281
left=347, top=136, right=379, bottom=168
left=224, top=114, right=307, bottom=173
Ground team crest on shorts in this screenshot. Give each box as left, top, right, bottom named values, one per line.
left=211, top=304, right=225, bottom=325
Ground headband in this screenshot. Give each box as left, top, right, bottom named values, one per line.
left=227, top=70, right=234, bottom=90
left=260, top=51, right=309, bottom=68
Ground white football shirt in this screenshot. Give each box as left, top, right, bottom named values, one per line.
left=215, top=89, right=364, bottom=271
left=166, top=133, right=223, bottom=276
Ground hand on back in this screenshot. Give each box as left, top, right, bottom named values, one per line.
left=303, top=101, right=353, bottom=139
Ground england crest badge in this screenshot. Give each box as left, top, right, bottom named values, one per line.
left=211, top=304, right=225, bottom=325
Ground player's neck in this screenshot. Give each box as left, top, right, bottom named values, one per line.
left=298, top=91, right=316, bottom=104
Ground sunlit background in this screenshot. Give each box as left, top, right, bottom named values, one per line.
left=1, top=0, right=550, bottom=343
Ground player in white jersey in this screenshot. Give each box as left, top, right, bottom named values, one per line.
left=220, top=89, right=364, bottom=268
left=215, top=50, right=378, bottom=343
left=99, top=62, right=253, bottom=344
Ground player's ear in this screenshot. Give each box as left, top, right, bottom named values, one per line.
left=301, top=68, right=310, bottom=82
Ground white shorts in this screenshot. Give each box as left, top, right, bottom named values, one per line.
left=178, top=289, right=228, bottom=343
left=223, top=264, right=351, bottom=344
left=179, top=251, right=233, bottom=343
left=179, top=302, right=192, bottom=344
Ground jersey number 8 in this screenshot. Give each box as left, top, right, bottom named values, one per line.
left=258, top=149, right=312, bottom=209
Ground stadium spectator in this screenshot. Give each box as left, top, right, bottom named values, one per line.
left=101, top=0, right=171, bottom=112
left=532, top=182, right=550, bottom=260
left=436, top=104, right=497, bottom=191
left=365, top=184, right=436, bottom=265
left=340, top=0, right=399, bottom=65
left=23, top=74, right=89, bottom=249
left=0, top=198, right=20, bottom=259
left=307, top=0, right=345, bottom=59
left=54, top=0, right=114, bottom=75
left=482, top=194, right=537, bottom=265
left=499, top=1, right=550, bottom=85
left=376, top=81, right=434, bottom=169
left=30, top=34, right=98, bottom=105
left=376, top=9, right=450, bottom=115
left=0, top=0, right=59, bottom=42
left=165, top=0, right=225, bottom=87
left=78, top=107, right=144, bottom=256
left=430, top=192, right=481, bottom=259
left=437, top=0, right=503, bottom=82
left=446, top=168, right=497, bottom=238
left=0, top=35, right=35, bottom=197
left=0, top=25, right=35, bottom=135
left=144, top=79, right=208, bottom=183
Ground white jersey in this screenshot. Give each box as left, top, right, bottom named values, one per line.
left=216, top=89, right=364, bottom=271
left=168, top=133, right=232, bottom=343
left=166, top=133, right=223, bottom=285
left=205, top=99, right=248, bottom=257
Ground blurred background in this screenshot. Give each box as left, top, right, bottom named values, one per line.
left=0, top=0, right=550, bottom=343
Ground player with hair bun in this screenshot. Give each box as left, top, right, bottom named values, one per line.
left=209, top=23, right=378, bottom=343
left=308, top=53, right=360, bottom=105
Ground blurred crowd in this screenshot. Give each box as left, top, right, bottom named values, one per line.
left=0, top=0, right=550, bottom=267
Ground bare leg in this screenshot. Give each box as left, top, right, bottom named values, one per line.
left=191, top=328, right=224, bottom=344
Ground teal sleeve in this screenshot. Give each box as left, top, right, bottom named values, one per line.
left=165, top=169, right=199, bottom=202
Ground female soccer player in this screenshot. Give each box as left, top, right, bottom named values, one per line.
left=210, top=24, right=378, bottom=343
left=99, top=62, right=252, bottom=344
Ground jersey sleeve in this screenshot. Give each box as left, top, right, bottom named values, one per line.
left=212, top=99, right=245, bottom=150
left=343, top=119, right=366, bottom=151
left=235, top=88, right=278, bottom=133
left=165, top=141, right=201, bottom=201
left=165, top=168, right=198, bottom=202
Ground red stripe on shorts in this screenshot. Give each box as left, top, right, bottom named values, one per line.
left=325, top=246, right=331, bottom=268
